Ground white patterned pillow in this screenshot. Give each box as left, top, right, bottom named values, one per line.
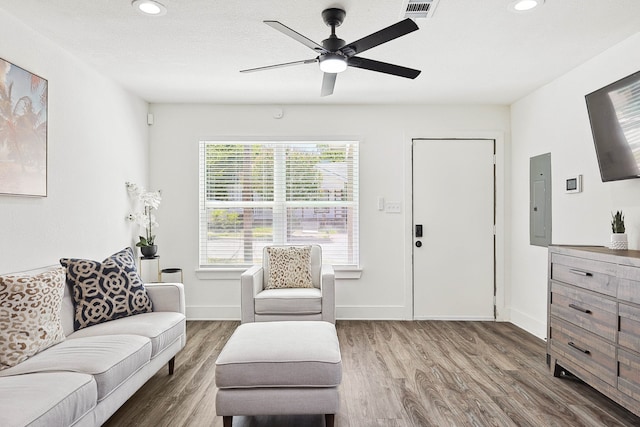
left=60, top=247, right=153, bottom=330
left=0, top=267, right=66, bottom=371
left=265, top=246, right=314, bottom=289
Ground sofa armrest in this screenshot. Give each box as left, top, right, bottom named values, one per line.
left=145, top=282, right=186, bottom=315
left=321, top=264, right=336, bottom=324
left=240, top=265, right=263, bottom=323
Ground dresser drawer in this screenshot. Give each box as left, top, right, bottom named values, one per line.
left=550, top=282, right=617, bottom=341
left=549, top=317, right=616, bottom=386
left=619, top=303, right=640, bottom=353
left=618, top=348, right=640, bottom=401
left=551, top=253, right=617, bottom=296
left=618, top=265, right=640, bottom=304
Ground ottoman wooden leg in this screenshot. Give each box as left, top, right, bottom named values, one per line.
left=325, top=414, right=335, bottom=427
left=223, top=415, right=233, bottom=427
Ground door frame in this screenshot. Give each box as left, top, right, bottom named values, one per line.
left=403, top=132, right=507, bottom=321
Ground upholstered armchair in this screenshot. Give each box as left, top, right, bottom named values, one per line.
left=240, top=245, right=335, bottom=324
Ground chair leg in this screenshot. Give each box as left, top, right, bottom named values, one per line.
left=168, top=356, right=175, bottom=375
left=223, top=416, right=233, bottom=427
left=325, top=414, right=335, bottom=427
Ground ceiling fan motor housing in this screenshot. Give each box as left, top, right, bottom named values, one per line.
left=323, top=35, right=346, bottom=51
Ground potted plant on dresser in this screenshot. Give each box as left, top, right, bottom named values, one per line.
left=610, top=210, right=627, bottom=250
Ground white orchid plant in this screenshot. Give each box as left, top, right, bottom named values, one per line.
left=126, top=182, right=162, bottom=248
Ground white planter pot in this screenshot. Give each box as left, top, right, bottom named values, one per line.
left=610, top=233, right=628, bottom=250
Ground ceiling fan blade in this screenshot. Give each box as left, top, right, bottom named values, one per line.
left=321, top=73, right=337, bottom=97
left=340, top=18, right=419, bottom=57
left=264, top=21, right=328, bottom=53
left=347, top=56, right=421, bottom=79
left=240, top=58, right=317, bottom=73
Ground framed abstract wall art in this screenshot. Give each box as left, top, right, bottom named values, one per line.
left=0, top=57, right=48, bottom=197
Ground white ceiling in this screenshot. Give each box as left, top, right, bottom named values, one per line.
left=1, top=0, right=639, bottom=105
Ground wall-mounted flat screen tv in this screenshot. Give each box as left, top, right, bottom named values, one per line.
left=586, top=70, right=640, bottom=182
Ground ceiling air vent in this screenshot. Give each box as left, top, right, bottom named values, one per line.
left=403, top=0, right=439, bottom=19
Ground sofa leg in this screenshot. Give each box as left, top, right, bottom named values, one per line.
left=168, top=356, right=175, bottom=375
left=325, top=413, right=335, bottom=427
left=223, top=416, right=233, bottom=427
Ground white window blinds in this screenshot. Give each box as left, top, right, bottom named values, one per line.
left=199, top=140, right=359, bottom=267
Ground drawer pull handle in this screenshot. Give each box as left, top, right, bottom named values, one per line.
left=568, top=341, right=591, bottom=355
left=568, top=303, right=592, bottom=314
left=569, top=269, right=593, bottom=277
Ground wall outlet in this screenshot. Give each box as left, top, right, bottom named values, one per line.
left=385, top=201, right=402, bottom=213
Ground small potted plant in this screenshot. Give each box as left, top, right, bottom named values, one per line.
left=610, top=210, right=628, bottom=250
left=126, top=182, right=162, bottom=258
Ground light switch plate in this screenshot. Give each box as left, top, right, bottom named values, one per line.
left=385, top=201, right=401, bottom=213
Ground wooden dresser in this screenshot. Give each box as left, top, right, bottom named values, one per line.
left=548, top=245, right=640, bottom=417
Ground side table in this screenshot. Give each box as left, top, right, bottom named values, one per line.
left=161, top=267, right=183, bottom=283
left=139, top=256, right=161, bottom=282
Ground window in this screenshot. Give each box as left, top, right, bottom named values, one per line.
left=199, top=140, right=359, bottom=267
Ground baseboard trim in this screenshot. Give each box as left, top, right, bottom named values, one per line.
left=509, top=308, right=546, bottom=340
left=413, top=315, right=495, bottom=321
left=187, top=305, right=239, bottom=320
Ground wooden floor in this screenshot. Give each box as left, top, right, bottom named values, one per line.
left=105, top=321, right=640, bottom=427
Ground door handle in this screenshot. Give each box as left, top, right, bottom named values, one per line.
left=415, top=224, right=423, bottom=238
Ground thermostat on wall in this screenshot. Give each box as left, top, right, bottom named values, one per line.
left=566, top=175, right=582, bottom=193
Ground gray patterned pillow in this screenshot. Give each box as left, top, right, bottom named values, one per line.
left=265, top=246, right=314, bottom=289
left=0, top=267, right=66, bottom=371
left=60, top=247, right=153, bottom=330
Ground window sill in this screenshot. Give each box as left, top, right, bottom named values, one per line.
left=195, top=266, right=362, bottom=281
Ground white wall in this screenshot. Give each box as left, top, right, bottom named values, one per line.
left=0, top=10, right=149, bottom=273
left=510, top=32, right=640, bottom=338
left=148, top=104, right=510, bottom=320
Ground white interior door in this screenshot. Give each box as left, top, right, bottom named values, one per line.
left=412, top=139, right=495, bottom=320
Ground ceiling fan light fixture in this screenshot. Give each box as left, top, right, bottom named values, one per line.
left=509, top=0, right=544, bottom=12
left=319, top=53, right=348, bottom=73
left=132, top=0, right=167, bottom=16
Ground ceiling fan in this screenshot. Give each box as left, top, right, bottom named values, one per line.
left=240, top=8, right=421, bottom=97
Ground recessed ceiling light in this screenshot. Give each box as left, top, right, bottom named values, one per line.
left=132, top=0, right=167, bottom=16
left=509, top=0, right=544, bottom=12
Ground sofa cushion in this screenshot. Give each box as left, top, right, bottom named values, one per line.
left=0, top=372, right=96, bottom=427
left=60, top=247, right=153, bottom=331
left=265, top=246, right=313, bottom=289
left=215, top=321, right=342, bottom=388
left=67, top=311, right=186, bottom=358
left=0, top=267, right=66, bottom=371
left=254, top=288, right=322, bottom=315
left=0, top=335, right=152, bottom=401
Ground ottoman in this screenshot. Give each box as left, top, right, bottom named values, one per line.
left=215, top=321, right=342, bottom=427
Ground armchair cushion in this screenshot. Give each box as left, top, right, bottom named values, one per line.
left=254, top=288, right=322, bottom=315
left=264, top=246, right=313, bottom=289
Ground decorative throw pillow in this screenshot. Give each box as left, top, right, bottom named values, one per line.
left=0, top=267, right=66, bottom=371
left=60, top=247, right=153, bottom=331
left=265, top=246, right=314, bottom=289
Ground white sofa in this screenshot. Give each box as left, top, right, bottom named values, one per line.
left=0, top=266, right=186, bottom=427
